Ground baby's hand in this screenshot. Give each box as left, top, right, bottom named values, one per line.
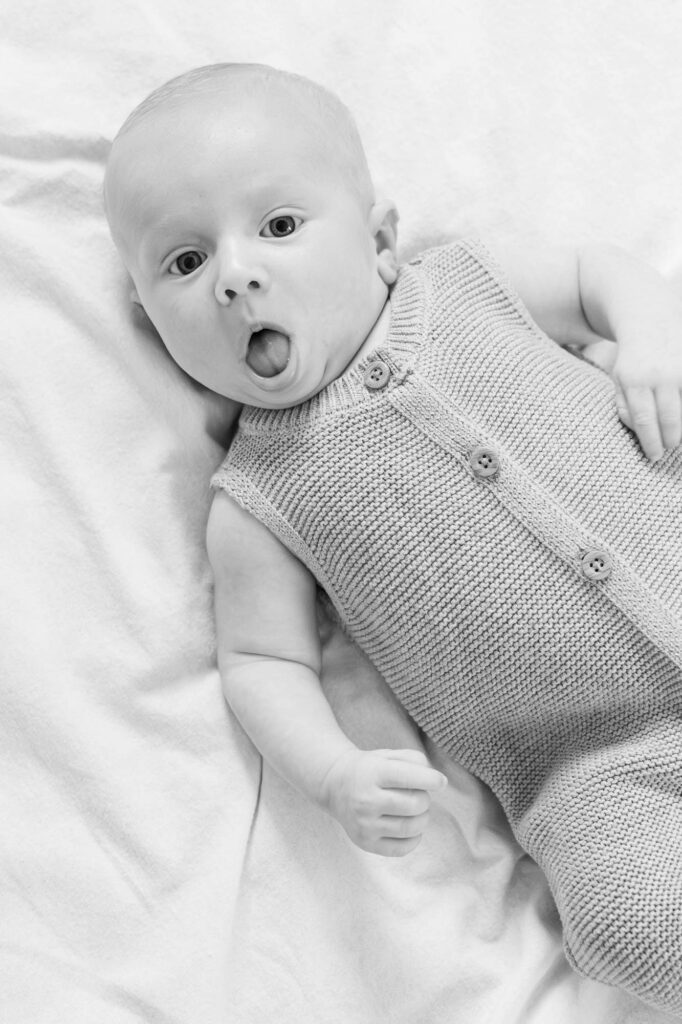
left=612, top=332, right=682, bottom=462
left=320, top=748, right=448, bottom=856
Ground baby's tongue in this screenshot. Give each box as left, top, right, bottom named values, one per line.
left=246, top=329, right=290, bottom=378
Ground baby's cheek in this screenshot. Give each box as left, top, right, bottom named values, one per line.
left=318, top=259, right=371, bottom=315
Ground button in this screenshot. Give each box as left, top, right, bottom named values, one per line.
left=469, top=446, right=500, bottom=478
left=581, top=549, right=613, bottom=581
left=363, top=360, right=391, bottom=390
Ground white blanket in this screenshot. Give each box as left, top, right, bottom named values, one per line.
left=2, top=2, right=681, bottom=1021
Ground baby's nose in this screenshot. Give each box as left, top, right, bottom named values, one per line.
left=214, top=249, right=270, bottom=305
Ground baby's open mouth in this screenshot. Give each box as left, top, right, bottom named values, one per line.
left=246, top=328, right=291, bottom=378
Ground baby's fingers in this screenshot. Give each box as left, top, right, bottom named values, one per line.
left=654, top=385, right=682, bottom=452
left=621, top=386, right=664, bottom=461
left=380, top=810, right=432, bottom=840
left=376, top=749, right=448, bottom=793
left=373, top=835, right=424, bottom=857
left=373, top=809, right=432, bottom=857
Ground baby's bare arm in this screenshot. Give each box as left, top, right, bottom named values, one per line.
left=492, top=241, right=682, bottom=461
left=207, top=490, right=352, bottom=801
left=206, top=491, right=447, bottom=855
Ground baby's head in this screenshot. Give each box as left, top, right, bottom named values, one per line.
left=105, top=63, right=398, bottom=408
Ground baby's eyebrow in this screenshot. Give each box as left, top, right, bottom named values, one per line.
left=146, top=213, right=194, bottom=239
left=138, top=217, right=201, bottom=259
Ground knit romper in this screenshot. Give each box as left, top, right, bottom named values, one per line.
left=212, top=240, right=682, bottom=1014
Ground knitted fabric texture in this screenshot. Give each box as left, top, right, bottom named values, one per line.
left=212, top=240, right=682, bottom=1012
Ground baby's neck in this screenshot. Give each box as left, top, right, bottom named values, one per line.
left=344, top=299, right=392, bottom=373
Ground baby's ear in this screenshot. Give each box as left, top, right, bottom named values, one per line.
left=370, top=199, right=399, bottom=285
left=126, top=281, right=158, bottom=335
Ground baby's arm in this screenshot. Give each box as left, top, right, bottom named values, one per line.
left=494, top=242, right=682, bottom=461
left=206, top=490, right=447, bottom=856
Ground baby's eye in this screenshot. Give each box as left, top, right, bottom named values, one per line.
left=261, top=215, right=301, bottom=238
left=169, top=250, right=206, bottom=276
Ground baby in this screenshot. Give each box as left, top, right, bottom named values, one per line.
left=105, top=63, right=682, bottom=1013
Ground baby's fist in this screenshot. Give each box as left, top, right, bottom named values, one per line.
left=321, top=748, right=447, bottom=856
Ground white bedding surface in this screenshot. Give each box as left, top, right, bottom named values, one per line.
left=2, top=2, right=682, bottom=1021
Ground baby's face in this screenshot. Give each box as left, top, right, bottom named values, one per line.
left=107, top=89, right=397, bottom=408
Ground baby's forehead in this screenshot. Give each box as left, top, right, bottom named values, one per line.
left=113, top=82, right=340, bottom=182
left=105, top=67, right=374, bottom=238
left=111, top=94, right=336, bottom=196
